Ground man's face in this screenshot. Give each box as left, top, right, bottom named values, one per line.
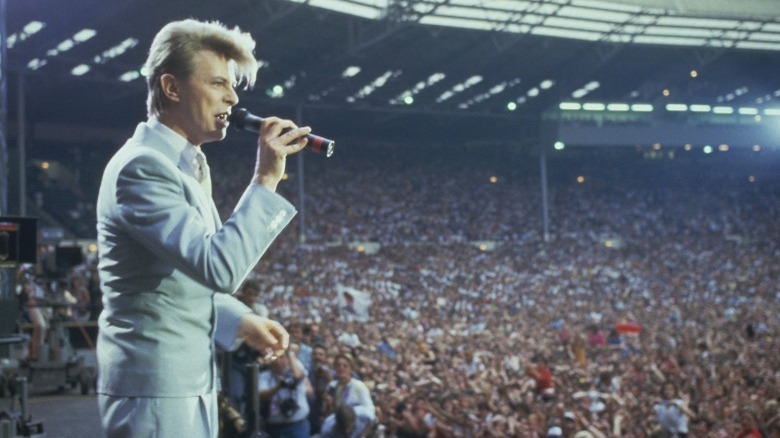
left=174, top=49, right=238, bottom=146
left=662, top=383, right=675, bottom=399
left=691, top=421, right=709, bottom=437
left=289, top=325, right=302, bottom=341
left=335, top=358, right=352, bottom=381
left=313, top=347, right=326, bottom=364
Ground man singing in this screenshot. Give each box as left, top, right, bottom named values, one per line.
left=95, top=19, right=310, bottom=437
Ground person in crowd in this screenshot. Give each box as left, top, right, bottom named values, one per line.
left=688, top=417, right=713, bottom=438
left=526, top=353, right=557, bottom=401
left=289, top=321, right=314, bottom=373
left=587, top=325, right=607, bottom=348
left=571, top=333, right=588, bottom=368
left=323, top=354, right=376, bottom=429
left=66, top=274, right=91, bottom=322
left=736, top=405, right=767, bottom=438
left=234, top=279, right=269, bottom=317
left=257, top=342, right=312, bottom=437
left=309, top=343, right=335, bottom=435
left=547, top=425, right=564, bottom=437
left=390, top=400, right=430, bottom=438
left=653, top=382, right=695, bottom=437
left=763, top=400, right=780, bottom=438
left=558, top=411, right=578, bottom=437
left=16, top=264, right=53, bottom=360
left=320, top=403, right=374, bottom=438
left=94, top=18, right=310, bottom=437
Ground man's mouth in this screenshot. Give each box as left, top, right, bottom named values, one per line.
left=216, top=112, right=229, bottom=122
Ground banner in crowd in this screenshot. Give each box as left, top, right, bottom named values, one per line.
left=336, top=285, right=372, bottom=322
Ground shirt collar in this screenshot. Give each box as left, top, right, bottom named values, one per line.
left=147, top=116, right=201, bottom=174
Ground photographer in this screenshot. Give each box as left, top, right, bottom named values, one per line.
left=257, top=343, right=313, bottom=437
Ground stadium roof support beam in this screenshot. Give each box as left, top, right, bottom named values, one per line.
left=612, top=0, right=780, bottom=20
left=553, top=117, right=779, bottom=148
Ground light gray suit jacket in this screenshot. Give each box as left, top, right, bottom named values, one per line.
left=96, top=119, right=296, bottom=397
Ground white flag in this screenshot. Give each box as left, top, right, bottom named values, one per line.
left=336, top=285, right=371, bottom=322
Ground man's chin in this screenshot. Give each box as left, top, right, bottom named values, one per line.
left=203, top=130, right=227, bottom=144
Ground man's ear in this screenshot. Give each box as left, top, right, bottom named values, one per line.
left=160, top=73, right=180, bottom=102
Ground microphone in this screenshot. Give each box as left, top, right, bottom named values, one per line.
left=228, top=108, right=334, bottom=157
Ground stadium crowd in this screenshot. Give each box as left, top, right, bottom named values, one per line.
left=21, top=144, right=780, bottom=437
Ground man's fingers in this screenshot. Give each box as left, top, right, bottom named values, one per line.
left=259, top=319, right=288, bottom=359
left=241, top=315, right=290, bottom=359
left=262, top=118, right=310, bottom=148
left=268, top=320, right=290, bottom=349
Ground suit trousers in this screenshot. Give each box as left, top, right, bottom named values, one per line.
left=98, top=390, right=218, bottom=438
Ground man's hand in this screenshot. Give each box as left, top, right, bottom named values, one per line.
left=252, top=116, right=310, bottom=191
left=238, top=313, right=289, bottom=361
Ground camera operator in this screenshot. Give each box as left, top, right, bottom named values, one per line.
left=257, top=342, right=313, bottom=437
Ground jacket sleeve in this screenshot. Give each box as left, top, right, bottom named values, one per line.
left=214, top=292, right=252, bottom=351
left=113, top=150, right=297, bottom=294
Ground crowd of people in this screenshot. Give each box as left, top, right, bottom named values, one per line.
left=209, top=144, right=779, bottom=437
left=19, top=143, right=779, bottom=437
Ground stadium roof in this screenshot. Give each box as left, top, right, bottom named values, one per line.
left=6, top=0, right=780, bottom=146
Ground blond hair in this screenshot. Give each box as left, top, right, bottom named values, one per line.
left=145, top=19, right=258, bottom=117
